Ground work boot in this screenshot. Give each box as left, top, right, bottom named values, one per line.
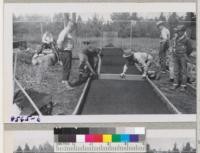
left=180, top=85, right=186, bottom=92
left=170, top=84, right=179, bottom=90
left=62, top=80, right=74, bottom=90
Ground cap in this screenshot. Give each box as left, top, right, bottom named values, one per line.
left=156, top=21, right=164, bottom=27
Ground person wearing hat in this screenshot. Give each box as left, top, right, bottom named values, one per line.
left=71, top=41, right=100, bottom=86
left=37, top=30, right=55, bottom=55
left=57, top=20, right=76, bottom=90
left=120, top=49, right=153, bottom=78
left=156, top=21, right=170, bottom=73
left=170, top=25, right=193, bottom=91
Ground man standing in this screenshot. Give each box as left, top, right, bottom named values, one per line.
left=156, top=21, right=170, bottom=73
left=168, top=27, right=178, bottom=82
left=171, top=25, right=193, bottom=91
left=120, top=49, right=153, bottom=78
left=57, top=20, right=75, bottom=90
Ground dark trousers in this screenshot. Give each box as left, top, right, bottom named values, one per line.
left=159, top=41, right=169, bottom=71
left=59, top=51, right=72, bottom=81
left=173, top=53, right=187, bottom=86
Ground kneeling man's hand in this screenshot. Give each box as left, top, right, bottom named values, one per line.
left=120, top=73, right=126, bottom=78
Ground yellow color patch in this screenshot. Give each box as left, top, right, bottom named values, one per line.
left=103, top=134, right=112, bottom=142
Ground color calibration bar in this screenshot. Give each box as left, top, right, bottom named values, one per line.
left=55, top=134, right=145, bottom=143
left=54, top=127, right=146, bottom=152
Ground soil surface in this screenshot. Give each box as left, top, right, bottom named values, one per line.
left=14, top=49, right=84, bottom=115
left=83, top=47, right=196, bottom=114
left=81, top=79, right=172, bottom=114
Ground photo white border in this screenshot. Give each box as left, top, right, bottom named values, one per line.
left=3, top=2, right=197, bottom=124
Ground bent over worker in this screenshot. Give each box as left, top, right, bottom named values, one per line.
left=120, top=49, right=153, bottom=78
left=57, top=20, right=76, bottom=90
left=171, top=25, right=193, bottom=92
left=71, top=41, right=100, bottom=86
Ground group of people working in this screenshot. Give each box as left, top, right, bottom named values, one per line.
left=33, top=20, right=100, bottom=90
left=34, top=20, right=193, bottom=92
left=120, top=21, right=193, bottom=92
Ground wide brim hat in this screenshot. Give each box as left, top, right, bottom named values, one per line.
left=122, top=49, right=133, bottom=58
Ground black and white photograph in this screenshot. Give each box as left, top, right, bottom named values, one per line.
left=2, top=3, right=196, bottom=121
left=12, top=10, right=196, bottom=116
left=9, top=128, right=196, bottom=153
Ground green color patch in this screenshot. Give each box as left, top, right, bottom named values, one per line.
left=112, top=134, right=121, bottom=142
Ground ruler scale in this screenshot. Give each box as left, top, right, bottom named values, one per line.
left=54, top=143, right=146, bottom=152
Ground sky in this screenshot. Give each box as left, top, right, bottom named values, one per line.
left=13, top=129, right=196, bottom=151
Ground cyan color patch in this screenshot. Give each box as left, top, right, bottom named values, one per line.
left=120, top=134, right=130, bottom=142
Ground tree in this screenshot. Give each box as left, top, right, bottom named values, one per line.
left=110, top=13, right=133, bottom=37
left=159, top=13, right=166, bottom=21
left=38, top=144, right=44, bottom=152
left=168, top=12, right=179, bottom=38
left=184, top=12, right=196, bottom=39
left=43, top=142, right=54, bottom=152
left=111, top=13, right=131, bottom=21
left=172, top=143, right=179, bottom=153
left=53, top=13, right=64, bottom=22
left=23, top=143, right=31, bottom=153
left=130, top=13, right=138, bottom=20
left=32, top=145, right=39, bottom=153
left=182, top=142, right=192, bottom=153
left=15, top=146, right=23, bottom=153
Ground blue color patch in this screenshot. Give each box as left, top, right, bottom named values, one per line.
left=130, top=134, right=139, bottom=142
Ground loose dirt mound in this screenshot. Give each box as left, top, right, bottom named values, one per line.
left=14, top=50, right=84, bottom=115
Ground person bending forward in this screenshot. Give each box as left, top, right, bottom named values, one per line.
left=120, top=49, right=153, bottom=78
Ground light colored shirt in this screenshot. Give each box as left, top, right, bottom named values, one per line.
left=57, top=27, right=74, bottom=51
left=122, top=52, right=153, bottom=76
left=42, top=32, right=53, bottom=44
left=160, top=27, right=170, bottom=42
left=134, top=52, right=153, bottom=67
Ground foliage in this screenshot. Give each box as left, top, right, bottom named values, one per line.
left=15, top=142, right=53, bottom=153
left=147, top=142, right=196, bottom=153
left=13, top=12, right=196, bottom=43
